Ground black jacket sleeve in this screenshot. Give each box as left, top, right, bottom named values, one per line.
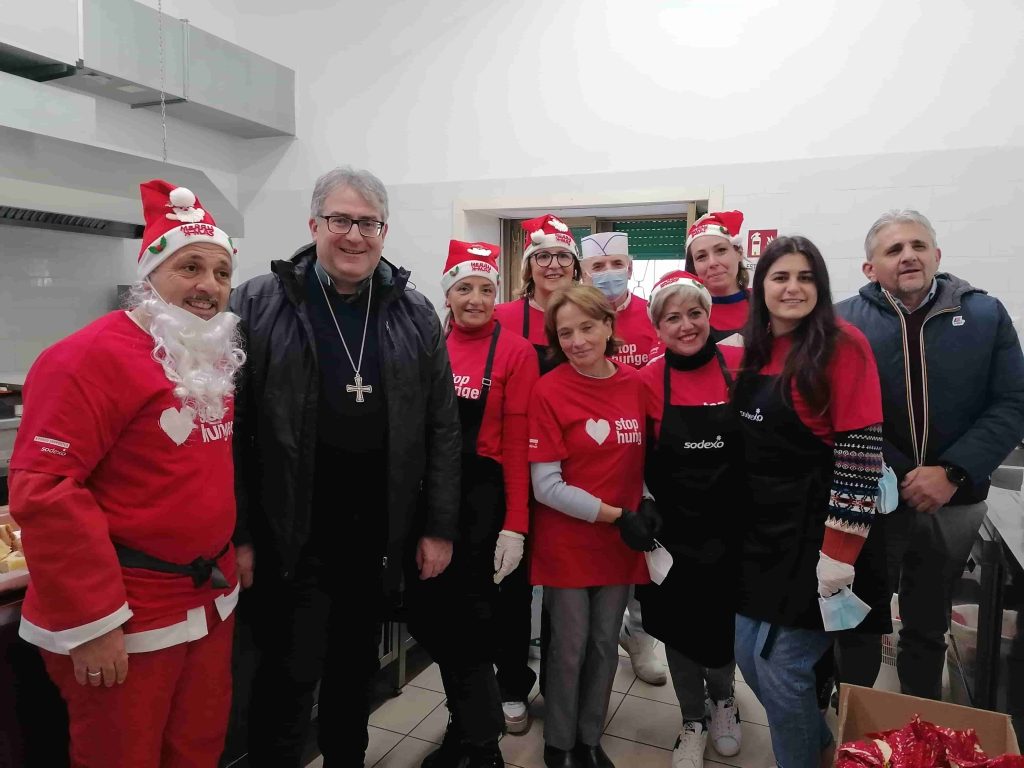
left=421, top=309, right=461, bottom=541
left=229, top=289, right=258, bottom=547
left=939, top=300, right=1024, bottom=483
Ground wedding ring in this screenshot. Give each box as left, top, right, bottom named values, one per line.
left=87, top=670, right=102, bottom=678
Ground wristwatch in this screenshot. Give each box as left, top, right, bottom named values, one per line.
left=941, top=463, right=969, bottom=487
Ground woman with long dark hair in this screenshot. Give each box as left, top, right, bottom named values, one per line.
left=732, top=236, right=888, bottom=768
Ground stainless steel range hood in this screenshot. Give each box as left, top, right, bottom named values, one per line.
left=0, top=124, right=243, bottom=239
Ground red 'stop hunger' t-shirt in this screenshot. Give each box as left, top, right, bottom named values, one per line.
left=758, top=321, right=882, bottom=444
left=612, top=294, right=660, bottom=370
left=710, top=292, right=751, bottom=334
left=446, top=320, right=540, bottom=533
left=10, top=311, right=237, bottom=652
left=642, top=344, right=743, bottom=439
left=494, top=298, right=547, bottom=348
left=527, top=362, right=649, bottom=588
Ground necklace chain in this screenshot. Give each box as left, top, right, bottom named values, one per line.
left=317, top=269, right=373, bottom=378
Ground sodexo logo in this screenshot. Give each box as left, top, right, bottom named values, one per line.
left=683, top=435, right=726, bottom=450
left=740, top=408, right=764, bottom=423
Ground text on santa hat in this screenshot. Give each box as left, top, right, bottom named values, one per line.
left=470, top=261, right=496, bottom=273
left=615, top=417, right=642, bottom=445
left=180, top=223, right=216, bottom=238
left=452, top=374, right=481, bottom=400
left=555, top=233, right=573, bottom=247
left=200, top=420, right=234, bottom=443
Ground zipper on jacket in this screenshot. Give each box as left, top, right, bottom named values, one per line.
left=917, top=305, right=959, bottom=463
left=882, top=291, right=921, bottom=465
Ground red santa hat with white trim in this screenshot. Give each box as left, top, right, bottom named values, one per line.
left=441, top=240, right=500, bottom=294
left=137, top=179, right=236, bottom=279
left=648, top=270, right=711, bottom=321
left=521, top=213, right=579, bottom=262
left=685, top=210, right=744, bottom=254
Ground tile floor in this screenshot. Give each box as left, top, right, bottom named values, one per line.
left=306, top=640, right=854, bottom=768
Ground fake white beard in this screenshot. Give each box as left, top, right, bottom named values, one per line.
left=132, top=282, right=246, bottom=423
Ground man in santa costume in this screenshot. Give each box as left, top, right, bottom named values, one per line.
left=9, top=179, right=243, bottom=767
left=579, top=231, right=667, bottom=688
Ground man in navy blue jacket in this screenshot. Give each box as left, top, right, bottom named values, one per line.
left=836, top=209, right=1024, bottom=699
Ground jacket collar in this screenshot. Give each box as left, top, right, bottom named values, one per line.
left=271, top=242, right=411, bottom=307
left=856, top=272, right=982, bottom=316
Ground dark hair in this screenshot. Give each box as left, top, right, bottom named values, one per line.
left=739, top=235, right=837, bottom=413
left=544, top=285, right=622, bottom=365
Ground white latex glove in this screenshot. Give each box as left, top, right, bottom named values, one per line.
left=493, top=530, right=525, bottom=584
left=816, top=551, right=856, bottom=598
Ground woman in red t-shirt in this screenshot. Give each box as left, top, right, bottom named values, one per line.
left=732, top=236, right=889, bottom=768
left=637, top=271, right=746, bottom=766
left=685, top=211, right=751, bottom=342
left=493, top=213, right=582, bottom=375
left=490, top=213, right=582, bottom=732
left=528, top=286, right=658, bottom=768
left=405, top=241, right=540, bottom=767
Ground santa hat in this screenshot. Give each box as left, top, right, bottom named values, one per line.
left=522, top=214, right=579, bottom=262
left=580, top=232, right=629, bottom=260
left=648, top=270, right=711, bottom=321
left=137, top=179, right=236, bottom=279
left=441, top=240, right=500, bottom=294
left=686, top=211, right=744, bottom=253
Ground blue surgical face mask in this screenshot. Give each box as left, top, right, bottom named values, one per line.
left=877, top=463, right=899, bottom=514
left=590, top=269, right=630, bottom=301
left=818, top=587, right=871, bottom=632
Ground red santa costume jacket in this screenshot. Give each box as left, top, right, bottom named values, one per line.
left=9, top=311, right=238, bottom=654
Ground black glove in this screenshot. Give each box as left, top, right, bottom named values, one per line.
left=614, top=508, right=656, bottom=552
left=637, top=497, right=662, bottom=538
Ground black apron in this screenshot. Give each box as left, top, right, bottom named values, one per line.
left=733, top=370, right=891, bottom=633
left=406, top=325, right=506, bottom=662
left=457, top=323, right=507, bottom=550
left=522, top=298, right=558, bottom=376
left=710, top=326, right=743, bottom=343
left=638, top=347, right=744, bottom=668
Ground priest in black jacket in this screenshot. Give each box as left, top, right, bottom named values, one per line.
left=230, top=166, right=461, bottom=767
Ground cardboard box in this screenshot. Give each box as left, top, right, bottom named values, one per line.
left=837, top=685, right=1020, bottom=757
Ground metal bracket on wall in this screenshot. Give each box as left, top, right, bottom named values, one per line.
left=130, top=98, right=187, bottom=109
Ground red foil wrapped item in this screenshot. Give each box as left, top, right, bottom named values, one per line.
left=839, top=715, right=1022, bottom=768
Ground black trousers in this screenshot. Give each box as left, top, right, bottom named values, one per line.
left=492, top=557, right=539, bottom=704
left=247, top=555, right=383, bottom=768
left=835, top=502, right=988, bottom=699
left=404, top=542, right=505, bottom=745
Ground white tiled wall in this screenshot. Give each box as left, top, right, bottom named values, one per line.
left=0, top=227, right=139, bottom=375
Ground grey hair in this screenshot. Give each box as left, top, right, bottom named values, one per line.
left=650, top=282, right=711, bottom=327
left=864, top=209, right=938, bottom=259
left=310, top=166, right=389, bottom=221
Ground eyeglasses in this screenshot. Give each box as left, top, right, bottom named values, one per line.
left=318, top=215, right=385, bottom=238
left=532, top=251, right=575, bottom=267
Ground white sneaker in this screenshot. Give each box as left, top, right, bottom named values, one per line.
left=618, top=625, right=668, bottom=685
left=709, top=696, right=742, bottom=757
left=502, top=700, right=529, bottom=734
left=672, top=720, right=708, bottom=768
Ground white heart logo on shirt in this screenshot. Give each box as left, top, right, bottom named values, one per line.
left=159, top=406, right=196, bottom=446
left=585, top=418, right=611, bottom=445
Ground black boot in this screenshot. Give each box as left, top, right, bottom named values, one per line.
left=457, top=742, right=505, bottom=767
left=543, top=745, right=578, bottom=768
left=573, top=743, right=615, bottom=768
left=422, top=716, right=464, bottom=768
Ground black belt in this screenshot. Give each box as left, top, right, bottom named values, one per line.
left=114, top=542, right=231, bottom=589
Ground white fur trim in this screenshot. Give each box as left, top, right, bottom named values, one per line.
left=138, top=222, right=235, bottom=278
left=523, top=232, right=579, bottom=262
left=19, top=602, right=134, bottom=654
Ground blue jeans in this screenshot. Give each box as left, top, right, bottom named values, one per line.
left=735, top=615, right=833, bottom=768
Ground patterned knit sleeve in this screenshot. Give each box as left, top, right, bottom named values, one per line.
left=822, top=423, right=883, bottom=564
